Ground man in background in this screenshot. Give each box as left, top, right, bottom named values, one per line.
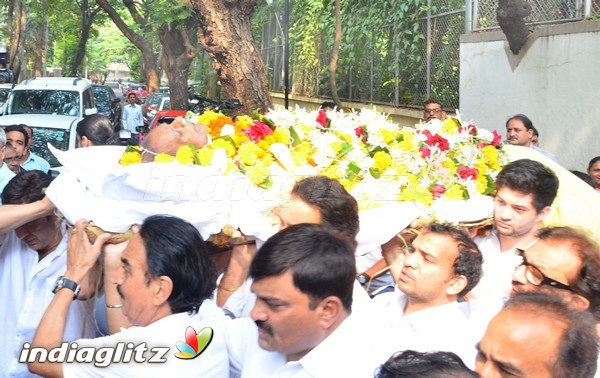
left=423, top=99, right=446, bottom=122
left=21, top=124, right=51, bottom=173
left=505, top=114, right=558, bottom=162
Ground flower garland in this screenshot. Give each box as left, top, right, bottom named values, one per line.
left=119, top=107, right=508, bottom=205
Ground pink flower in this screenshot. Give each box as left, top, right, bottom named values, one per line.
left=491, top=130, right=502, bottom=147
left=457, top=167, right=478, bottom=180
left=243, top=121, right=274, bottom=142
left=316, top=109, right=329, bottom=128
left=432, top=184, right=446, bottom=199
left=419, top=146, right=431, bottom=158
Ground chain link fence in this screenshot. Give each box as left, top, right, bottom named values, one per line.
left=472, top=0, right=600, bottom=30
left=259, top=2, right=465, bottom=110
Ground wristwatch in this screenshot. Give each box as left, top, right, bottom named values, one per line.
left=52, top=276, right=81, bottom=300
left=357, top=273, right=371, bottom=285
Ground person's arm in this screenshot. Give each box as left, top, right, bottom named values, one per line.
left=102, top=238, right=134, bottom=334
left=0, top=196, right=55, bottom=234
left=216, top=243, right=256, bottom=307
left=29, top=219, right=110, bottom=377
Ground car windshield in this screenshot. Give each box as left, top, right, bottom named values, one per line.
left=0, top=88, right=10, bottom=103
left=132, top=85, right=146, bottom=91
left=30, top=127, right=70, bottom=168
left=93, top=88, right=110, bottom=103
left=8, top=90, right=80, bottom=116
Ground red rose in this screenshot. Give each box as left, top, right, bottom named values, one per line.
left=355, top=127, right=366, bottom=142
left=423, top=131, right=450, bottom=151
left=459, top=123, right=476, bottom=135
left=316, top=109, right=329, bottom=128
left=457, top=167, right=478, bottom=180
left=432, top=184, right=446, bottom=199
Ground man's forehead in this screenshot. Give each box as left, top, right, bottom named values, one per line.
left=496, top=187, right=536, bottom=206
left=6, top=131, right=25, bottom=140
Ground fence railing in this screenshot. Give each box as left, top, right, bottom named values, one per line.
left=469, top=0, right=600, bottom=31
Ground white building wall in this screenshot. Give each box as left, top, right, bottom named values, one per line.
left=460, top=21, right=600, bottom=171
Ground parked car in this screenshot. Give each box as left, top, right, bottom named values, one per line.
left=92, top=84, right=122, bottom=129
left=0, top=77, right=97, bottom=167
left=126, top=84, right=148, bottom=102
left=148, top=109, right=187, bottom=130
left=157, top=96, right=170, bottom=113
left=143, top=93, right=166, bottom=119
left=0, top=83, right=13, bottom=114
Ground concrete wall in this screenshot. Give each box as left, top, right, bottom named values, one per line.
left=460, top=21, right=600, bottom=171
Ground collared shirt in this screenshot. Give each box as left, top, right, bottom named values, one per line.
left=122, top=104, right=145, bottom=133
left=21, top=151, right=51, bottom=173
left=531, top=145, right=559, bottom=163
left=0, top=228, right=96, bottom=377
left=63, top=301, right=230, bottom=377
left=470, top=230, right=531, bottom=301
left=0, top=162, right=16, bottom=202
left=226, top=315, right=383, bottom=378
left=373, top=291, right=489, bottom=369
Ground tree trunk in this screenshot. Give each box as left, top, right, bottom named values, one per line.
left=328, top=0, right=343, bottom=109
left=94, top=0, right=161, bottom=92
left=8, top=0, right=26, bottom=80
left=158, top=19, right=198, bottom=111
left=70, top=0, right=101, bottom=77
left=32, top=19, right=47, bottom=77
left=190, top=0, right=272, bottom=115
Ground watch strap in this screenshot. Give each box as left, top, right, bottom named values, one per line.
left=52, top=276, right=81, bottom=300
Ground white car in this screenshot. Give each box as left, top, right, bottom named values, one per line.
left=0, top=77, right=97, bottom=168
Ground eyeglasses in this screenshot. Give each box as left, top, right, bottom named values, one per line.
left=4, top=157, right=22, bottom=164
left=515, top=248, right=574, bottom=292
left=423, top=108, right=442, bottom=114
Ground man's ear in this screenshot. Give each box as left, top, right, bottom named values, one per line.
left=536, top=206, right=551, bottom=223
left=317, top=296, right=344, bottom=330
left=568, top=294, right=590, bottom=312
left=153, top=276, right=173, bottom=306
left=81, top=136, right=91, bottom=147
left=446, top=275, right=468, bottom=297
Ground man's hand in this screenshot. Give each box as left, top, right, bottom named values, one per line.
left=64, top=219, right=110, bottom=297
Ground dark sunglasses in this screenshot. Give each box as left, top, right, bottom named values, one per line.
left=515, top=248, right=574, bottom=293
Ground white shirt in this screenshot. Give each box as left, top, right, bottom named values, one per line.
left=122, top=103, right=144, bottom=133
left=0, top=229, right=96, bottom=378
left=64, top=301, right=230, bottom=377
left=470, top=231, right=524, bottom=301
left=21, top=152, right=51, bottom=173
left=225, top=315, right=383, bottom=378
left=373, top=291, right=488, bottom=369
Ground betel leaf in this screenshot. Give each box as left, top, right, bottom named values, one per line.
left=369, top=145, right=389, bottom=157
left=262, top=117, right=276, bottom=129
left=369, top=167, right=382, bottom=179
left=484, top=174, right=496, bottom=195
left=125, top=146, right=141, bottom=154
left=258, top=175, right=274, bottom=189
left=346, top=162, right=361, bottom=180
left=337, top=143, right=353, bottom=159
left=289, top=126, right=302, bottom=147
left=189, top=143, right=201, bottom=165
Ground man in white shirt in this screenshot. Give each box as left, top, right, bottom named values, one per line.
left=0, top=171, right=95, bottom=377
left=373, top=222, right=485, bottom=367
left=471, top=159, right=559, bottom=300
left=225, top=223, right=383, bottom=377
left=476, top=293, right=598, bottom=377
left=29, top=214, right=229, bottom=377
left=121, top=93, right=145, bottom=135
left=217, top=175, right=371, bottom=319
left=505, top=114, right=559, bottom=163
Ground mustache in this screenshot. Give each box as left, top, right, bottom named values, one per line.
left=255, top=320, right=273, bottom=336
left=116, top=285, right=124, bottom=299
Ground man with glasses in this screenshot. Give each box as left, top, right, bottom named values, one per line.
left=423, top=99, right=446, bottom=122
left=470, top=159, right=559, bottom=300
left=511, top=226, right=600, bottom=323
